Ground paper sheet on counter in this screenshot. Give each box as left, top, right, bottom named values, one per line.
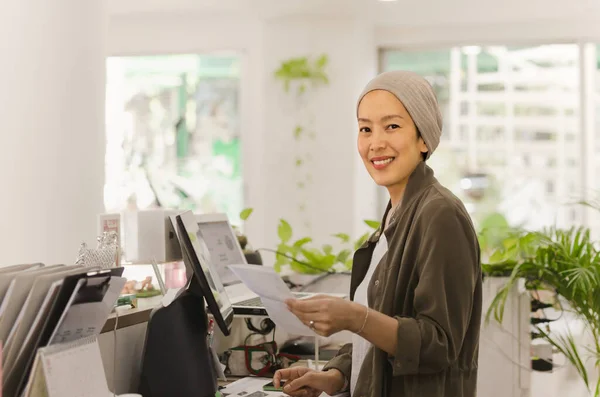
left=220, top=376, right=349, bottom=397
left=228, top=265, right=316, bottom=336
left=220, top=376, right=272, bottom=396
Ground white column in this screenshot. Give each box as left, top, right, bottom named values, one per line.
left=0, top=0, right=106, bottom=265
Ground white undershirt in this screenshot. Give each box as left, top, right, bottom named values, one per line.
left=350, top=231, right=389, bottom=395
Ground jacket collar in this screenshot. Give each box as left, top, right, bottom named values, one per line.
left=351, top=161, right=436, bottom=301
left=368, top=161, right=437, bottom=243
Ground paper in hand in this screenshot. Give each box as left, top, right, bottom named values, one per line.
left=228, top=265, right=316, bottom=336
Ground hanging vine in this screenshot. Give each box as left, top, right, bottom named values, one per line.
left=273, top=54, right=330, bottom=231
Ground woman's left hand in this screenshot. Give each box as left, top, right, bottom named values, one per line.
left=286, top=295, right=364, bottom=336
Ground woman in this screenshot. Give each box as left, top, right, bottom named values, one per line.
left=273, top=71, right=482, bottom=397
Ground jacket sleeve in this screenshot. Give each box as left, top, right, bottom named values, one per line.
left=322, top=343, right=352, bottom=388
left=389, top=201, right=480, bottom=376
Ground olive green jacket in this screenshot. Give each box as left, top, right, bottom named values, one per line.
left=323, top=161, right=482, bottom=397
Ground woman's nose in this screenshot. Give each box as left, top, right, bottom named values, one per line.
left=370, top=132, right=387, bottom=151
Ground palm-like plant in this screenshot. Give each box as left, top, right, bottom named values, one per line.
left=483, top=225, right=600, bottom=396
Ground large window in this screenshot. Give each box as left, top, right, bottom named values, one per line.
left=105, top=54, right=243, bottom=224
left=382, top=44, right=599, bottom=232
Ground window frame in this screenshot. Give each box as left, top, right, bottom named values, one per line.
left=377, top=42, right=597, bottom=230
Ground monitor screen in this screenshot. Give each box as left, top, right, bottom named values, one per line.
left=176, top=211, right=234, bottom=335
left=196, top=220, right=246, bottom=286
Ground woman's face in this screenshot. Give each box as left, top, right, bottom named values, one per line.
left=357, top=90, right=428, bottom=195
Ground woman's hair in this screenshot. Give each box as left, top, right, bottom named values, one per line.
left=357, top=71, right=443, bottom=160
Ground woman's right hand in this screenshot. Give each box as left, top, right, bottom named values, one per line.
left=273, top=367, right=345, bottom=397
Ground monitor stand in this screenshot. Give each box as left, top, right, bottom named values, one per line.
left=138, top=277, right=217, bottom=397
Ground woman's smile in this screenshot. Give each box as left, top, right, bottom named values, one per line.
left=371, top=156, right=396, bottom=170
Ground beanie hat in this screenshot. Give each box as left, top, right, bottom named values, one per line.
left=357, top=70, right=443, bottom=159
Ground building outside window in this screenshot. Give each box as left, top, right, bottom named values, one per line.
left=105, top=53, right=244, bottom=225
left=381, top=44, right=599, bottom=233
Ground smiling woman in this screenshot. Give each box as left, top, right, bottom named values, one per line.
left=274, top=71, right=482, bottom=397
left=356, top=89, right=428, bottom=207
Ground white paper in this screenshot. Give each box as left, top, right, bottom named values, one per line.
left=228, top=265, right=294, bottom=302
left=220, top=377, right=272, bottom=396
left=40, top=336, right=110, bottom=397
left=228, top=265, right=316, bottom=336
left=50, top=276, right=126, bottom=345
left=261, top=297, right=316, bottom=336
left=47, top=279, right=86, bottom=343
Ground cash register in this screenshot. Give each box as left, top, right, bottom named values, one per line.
left=138, top=211, right=234, bottom=397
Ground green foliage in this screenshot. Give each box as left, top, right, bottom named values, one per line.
left=277, top=219, right=293, bottom=243
left=333, top=233, right=350, bottom=243
left=239, top=207, right=380, bottom=274
left=274, top=54, right=330, bottom=222
left=240, top=208, right=254, bottom=221
left=364, top=219, right=381, bottom=229
left=477, top=211, right=512, bottom=258
left=273, top=218, right=379, bottom=274
left=294, top=126, right=303, bottom=140
left=274, top=54, right=329, bottom=94
left=483, top=220, right=600, bottom=395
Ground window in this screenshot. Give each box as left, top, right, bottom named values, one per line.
left=381, top=44, right=594, bottom=231
left=105, top=54, right=243, bottom=224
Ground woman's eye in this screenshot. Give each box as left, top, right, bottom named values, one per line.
left=387, top=124, right=400, bottom=130
left=359, top=127, right=371, bottom=133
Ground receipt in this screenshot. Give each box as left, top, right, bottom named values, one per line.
left=228, top=265, right=316, bottom=336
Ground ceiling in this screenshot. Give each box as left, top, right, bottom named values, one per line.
left=108, top=0, right=371, bottom=18
left=107, top=0, right=596, bottom=28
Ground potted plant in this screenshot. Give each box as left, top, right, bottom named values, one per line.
left=482, top=209, right=600, bottom=395
left=269, top=218, right=380, bottom=275
left=237, top=207, right=380, bottom=274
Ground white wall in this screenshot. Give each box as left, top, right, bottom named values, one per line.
left=0, top=0, right=107, bottom=265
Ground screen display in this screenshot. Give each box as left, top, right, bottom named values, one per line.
left=177, top=212, right=234, bottom=324
left=196, top=221, right=246, bottom=286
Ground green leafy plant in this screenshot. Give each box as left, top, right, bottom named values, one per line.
left=483, top=220, right=600, bottom=395
left=238, top=207, right=380, bottom=274
left=272, top=219, right=380, bottom=274
left=240, top=208, right=253, bottom=221
left=477, top=211, right=512, bottom=261
left=274, top=54, right=329, bottom=95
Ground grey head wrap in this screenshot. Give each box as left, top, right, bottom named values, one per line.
left=357, top=70, right=443, bottom=159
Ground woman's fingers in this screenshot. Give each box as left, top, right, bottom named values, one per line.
left=285, top=371, right=330, bottom=392
left=292, top=309, right=322, bottom=323
left=273, top=369, right=285, bottom=388
left=273, top=368, right=306, bottom=388
left=276, top=368, right=330, bottom=397
left=286, top=298, right=325, bottom=314
left=284, top=388, right=310, bottom=397
left=273, top=368, right=297, bottom=388
left=285, top=373, right=314, bottom=393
